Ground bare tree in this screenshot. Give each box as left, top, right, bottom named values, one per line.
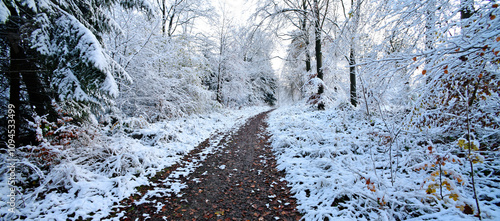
left=255, top=0, right=336, bottom=109
left=157, top=0, right=213, bottom=37
left=340, top=0, right=362, bottom=107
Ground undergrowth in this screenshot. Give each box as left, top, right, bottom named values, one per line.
left=268, top=103, right=500, bottom=220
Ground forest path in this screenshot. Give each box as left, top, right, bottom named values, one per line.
left=115, top=109, right=302, bottom=220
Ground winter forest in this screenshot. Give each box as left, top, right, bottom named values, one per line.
left=1, top=0, right=499, bottom=220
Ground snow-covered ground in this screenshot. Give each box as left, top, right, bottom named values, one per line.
left=267, top=104, right=500, bottom=220
left=0, top=106, right=269, bottom=221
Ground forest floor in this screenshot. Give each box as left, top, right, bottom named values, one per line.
left=112, top=110, right=302, bottom=220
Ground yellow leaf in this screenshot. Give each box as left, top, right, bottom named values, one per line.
left=472, top=155, right=484, bottom=164
left=458, top=139, right=465, bottom=148
left=472, top=143, right=478, bottom=151
left=464, top=143, right=470, bottom=150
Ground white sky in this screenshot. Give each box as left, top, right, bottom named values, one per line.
left=217, top=0, right=255, bottom=25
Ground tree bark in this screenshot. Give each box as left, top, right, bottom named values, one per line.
left=5, top=11, right=22, bottom=146
left=8, top=62, right=21, bottom=147
left=349, top=47, right=357, bottom=107
left=302, top=0, right=311, bottom=73
left=168, top=12, right=175, bottom=37
left=313, top=0, right=324, bottom=110
left=216, top=65, right=223, bottom=104
left=4, top=5, right=55, bottom=146
left=162, top=0, right=167, bottom=36
left=216, top=22, right=226, bottom=104
left=21, top=71, right=53, bottom=118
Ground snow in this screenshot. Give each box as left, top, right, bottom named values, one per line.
left=0, top=1, right=9, bottom=24
left=267, top=103, right=500, bottom=220
left=101, top=70, right=119, bottom=98
left=0, top=106, right=270, bottom=220
left=60, top=14, right=109, bottom=72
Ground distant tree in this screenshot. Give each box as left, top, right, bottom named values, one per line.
left=242, top=29, right=277, bottom=106
left=157, top=0, right=214, bottom=37
left=104, top=5, right=217, bottom=121
left=282, top=31, right=309, bottom=102
left=201, top=7, right=277, bottom=107
left=256, top=0, right=347, bottom=109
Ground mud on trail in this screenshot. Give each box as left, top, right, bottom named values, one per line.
left=114, top=110, right=302, bottom=220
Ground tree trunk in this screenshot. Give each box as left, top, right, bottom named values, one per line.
left=313, top=0, right=324, bottom=110
left=5, top=12, right=22, bottom=146
left=349, top=47, right=357, bottom=107
left=168, top=12, right=175, bottom=37
left=216, top=65, right=222, bottom=104
left=305, top=50, right=311, bottom=72
left=216, top=33, right=225, bottom=104
left=8, top=63, right=21, bottom=147
left=5, top=6, right=55, bottom=146
left=21, top=71, right=54, bottom=119
left=348, top=0, right=361, bottom=107
left=162, top=0, right=167, bottom=36
left=302, top=0, right=311, bottom=73
left=7, top=26, right=52, bottom=120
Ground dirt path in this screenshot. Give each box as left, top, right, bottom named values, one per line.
left=114, top=110, right=301, bottom=220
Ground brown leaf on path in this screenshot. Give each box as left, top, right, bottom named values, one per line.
left=113, top=110, right=301, bottom=220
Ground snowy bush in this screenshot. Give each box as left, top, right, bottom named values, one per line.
left=268, top=104, right=500, bottom=220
